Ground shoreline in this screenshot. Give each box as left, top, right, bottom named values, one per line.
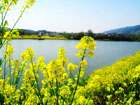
left=10, top=38, right=140, bottom=42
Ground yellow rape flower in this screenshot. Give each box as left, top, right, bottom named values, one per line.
left=67, top=63, right=78, bottom=72
left=80, top=68, right=85, bottom=77
left=80, top=60, right=87, bottom=68
left=58, top=47, right=68, bottom=64
left=63, top=73, right=68, bottom=79
left=58, top=47, right=65, bottom=58
left=13, top=60, right=20, bottom=67
left=24, top=0, right=36, bottom=9
left=23, top=69, right=34, bottom=82
left=20, top=48, right=35, bottom=62
left=87, top=50, right=95, bottom=57
left=60, top=86, right=71, bottom=98
left=68, top=78, right=73, bottom=85
left=76, top=50, right=84, bottom=58
left=77, top=96, right=87, bottom=105
left=76, top=36, right=96, bottom=58
left=37, top=56, right=45, bottom=65
left=5, top=46, right=14, bottom=56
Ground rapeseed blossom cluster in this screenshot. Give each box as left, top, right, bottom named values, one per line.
left=58, top=47, right=68, bottom=64
left=0, top=0, right=18, bottom=12
left=24, top=0, right=36, bottom=8
left=76, top=36, right=96, bottom=58
left=67, top=63, right=78, bottom=73
left=20, top=48, right=35, bottom=62
left=0, top=0, right=36, bottom=12
left=0, top=35, right=96, bottom=104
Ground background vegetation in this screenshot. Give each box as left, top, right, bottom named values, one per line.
left=8, top=29, right=140, bottom=41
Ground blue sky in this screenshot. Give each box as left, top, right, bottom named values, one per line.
left=6, top=0, right=140, bottom=33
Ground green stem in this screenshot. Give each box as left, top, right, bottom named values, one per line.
left=70, top=70, right=75, bottom=80
left=0, top=10, right=3, bottom=27
left=70, top=49, right=86, bottom=105
left=8, top=56, right=11, bottom=85
left=12, top=68, right=16, bottom=85
left=3, top=54, right=6, bottom=88
left=30, top=53, right=43, bottom=104
left=31, top=58, right=40, bottom=91
left=0, top=11, right=4, bottom=48
left=16, top=63, right=25, bottom=89
left=3, top=43, right=8, bottom=88
left=49, top=81, right=55, bottom=96
left=56, top=76, right=59, bottom=105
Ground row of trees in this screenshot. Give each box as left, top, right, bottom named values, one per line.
left=64, top=30, right=140, bottom=41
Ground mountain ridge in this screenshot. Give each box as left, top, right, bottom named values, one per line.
left=103, top=25, right=140, bottom=35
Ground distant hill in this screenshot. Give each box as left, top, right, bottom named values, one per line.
left=17, top=29, right=63, bottom=36
left=103, top=25, right=140, bottom=35
left=18, top=29, right=48, bottom=35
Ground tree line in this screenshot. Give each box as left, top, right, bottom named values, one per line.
left=64, top=30, right=140, bottom=41
left=1, top=29, right=140, bottom=41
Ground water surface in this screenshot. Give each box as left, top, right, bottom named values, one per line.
left=1, top=40, right=140, bottom=75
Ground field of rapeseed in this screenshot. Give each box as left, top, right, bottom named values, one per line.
left=1, top=0, right=140, bottom=105
left=0, top=35, right=96, bottom=104
left=0, top=35, right=67, bottom=40
left=82, top=51, right=140, bottom=104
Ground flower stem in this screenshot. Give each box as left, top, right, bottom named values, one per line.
left=70, top=49, right=86, bottom=105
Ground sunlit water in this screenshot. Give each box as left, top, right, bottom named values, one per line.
left=1, top=39, right=140, bottom=75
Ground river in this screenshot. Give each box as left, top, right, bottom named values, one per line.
left=1, top=39, right=140, bottom=75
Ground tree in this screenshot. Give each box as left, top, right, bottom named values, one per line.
left=87, top=29, right=94, bottom=37
left=73, top=32, right=85, bottom=40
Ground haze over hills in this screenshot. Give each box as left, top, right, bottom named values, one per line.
left=103, top=25, right=140, bottom=35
